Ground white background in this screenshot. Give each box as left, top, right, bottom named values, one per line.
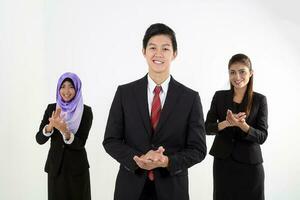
left=1, top=0, right=300, bottom=199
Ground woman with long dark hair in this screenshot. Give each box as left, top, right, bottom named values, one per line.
left=205, top=54, right=268, bottom=200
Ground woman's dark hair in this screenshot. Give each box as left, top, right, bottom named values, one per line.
left=143, top=23, right=177, bottom=53
left=61, top=78, right=75, bottom=89
left=228, top=53, right=253, bottom=116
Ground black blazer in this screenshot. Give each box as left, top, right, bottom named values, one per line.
left=36, top=103, right=93, bottom=176
left=205, top=90, right=268, bottom=164
left=103, top=75, right=206, bottom=200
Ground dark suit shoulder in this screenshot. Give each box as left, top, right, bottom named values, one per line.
left=172, top=78, right=198, bottom=96
left=252, top=92, right=267, bottom=106
left=83, top=104, right=93, bottom=118
left=215, top=90, right=231, bottom=95
left=253, top=92, right=266, bottom=99
left=47, top=103, right=92, bottom=115
left=46, top=103, right=56, bottom=111
left=83, top=104, right=92, bottom=111
left=213, top=90, right=231, bottom=99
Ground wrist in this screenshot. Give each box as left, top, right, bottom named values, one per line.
left=64, top=133, right=71, bottom=140
left=225, top=120, right=232, bottom=127
left=61, top=130, right=70, bottom=139
left=242, top=124, right=250, bottom=133
left=45, top=125, right=53, bottom=132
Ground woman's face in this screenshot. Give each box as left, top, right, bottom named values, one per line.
left=60, top=80, right=76, bottom=102
left=143, top=34, right=177, bottom=76
left=229, top=62, right=253, bottom=89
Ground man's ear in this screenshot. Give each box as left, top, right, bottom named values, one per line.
left=172, top=51, right=177, bottom=60
left=142, top=48, right=146, bottom=56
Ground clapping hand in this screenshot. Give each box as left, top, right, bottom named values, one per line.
left=226, top=109, right=246, bottom=127
left=133, top=146, right=169, bottom=170
left=48, top=107, right=71, bottom=139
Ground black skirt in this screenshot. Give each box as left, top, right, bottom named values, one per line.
left=213, top=156, right=264, bottom=200
left=48, top=169, right=91, bottom=200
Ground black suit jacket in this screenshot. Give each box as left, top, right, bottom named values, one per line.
left=205, top=90, right=268, bottom=164
left=103, top=75, right=206, bottom=200
left=36, top=103, right=93, bottom=176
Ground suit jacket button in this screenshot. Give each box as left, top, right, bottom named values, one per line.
left=62, top=144, right=65, bottom=148
left=231, top=139, right=235, bottom=142
left=151, top=144, right=155, bottom=148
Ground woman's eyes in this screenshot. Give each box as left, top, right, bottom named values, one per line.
left=230, top=71, right=246, bottom=75
left=61, top=86, right=74, bottom=89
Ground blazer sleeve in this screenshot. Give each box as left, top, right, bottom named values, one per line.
left=168, top=93, right=207, bottom=175
left=102, top=86, right=142, bottom=172
left=244, top=95, right=268, bottom=144
left=66, top=106, right=93, bottom=150
left=205, top=92, right=219, bottom=135
left=36, top=104, right=52, bottom=145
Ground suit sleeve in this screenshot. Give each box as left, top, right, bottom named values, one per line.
left=102, top=86, right=142, bottom=172
left=205, top=92, right=219, bottom=135
left=168, top=93, right=207, bottom=175
left=36, top=104, right=52, bottom=145
left=244, top=96, right=268, bottom=144
left=66, top=106, right=93, bottom=150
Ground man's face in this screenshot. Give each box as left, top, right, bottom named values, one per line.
left=143, top=34, right=176, bottom=76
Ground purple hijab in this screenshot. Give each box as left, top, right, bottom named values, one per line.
left=56, top=72, right=84, bottom=134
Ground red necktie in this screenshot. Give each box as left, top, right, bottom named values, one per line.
left=148, top=86, right=162, bottom=181
left=151, top=86, right=162, bottom=131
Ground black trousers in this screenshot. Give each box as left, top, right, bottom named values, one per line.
left=139, top=179, right=158, bottom=200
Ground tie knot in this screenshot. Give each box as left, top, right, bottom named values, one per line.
left=154, top=86, right=162, bottom=95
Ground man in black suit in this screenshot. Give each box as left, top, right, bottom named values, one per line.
left=103, top=23, right=206, bottom=200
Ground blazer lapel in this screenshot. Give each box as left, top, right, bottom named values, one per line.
left=225, top=90, right=234, bottom=112
left=134, top=75, right=152, bottom=136
left=155, top=77, right=181, bottom=134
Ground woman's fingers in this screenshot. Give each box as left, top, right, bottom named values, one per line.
left=53, top=107, right=62, bottom=118
left=56, top=107, right=62, bottom=116
left=226, top=109, right=234, bottom=120
left=236, top=112, right=246, bottom=119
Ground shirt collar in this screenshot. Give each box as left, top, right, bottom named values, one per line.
left=147, top=74, right=170, bottom=93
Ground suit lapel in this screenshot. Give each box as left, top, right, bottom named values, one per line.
left=134, top=75, right=152, bottom=136
left=225, top=90, right=234, bottom=112
left=155, top=77, right=181, bottom=134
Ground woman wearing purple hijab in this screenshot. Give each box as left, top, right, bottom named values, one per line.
left=36, top=72, right=93, bottom=200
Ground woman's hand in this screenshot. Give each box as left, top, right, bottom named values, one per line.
left=45, top=111, right=56, bottom=133
left=226, top=110, right=250, bottom=133
left=49, top=108, right=71, bottom=139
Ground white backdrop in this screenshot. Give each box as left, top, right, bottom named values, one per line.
left=1, top=0, right=300, bottom=199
